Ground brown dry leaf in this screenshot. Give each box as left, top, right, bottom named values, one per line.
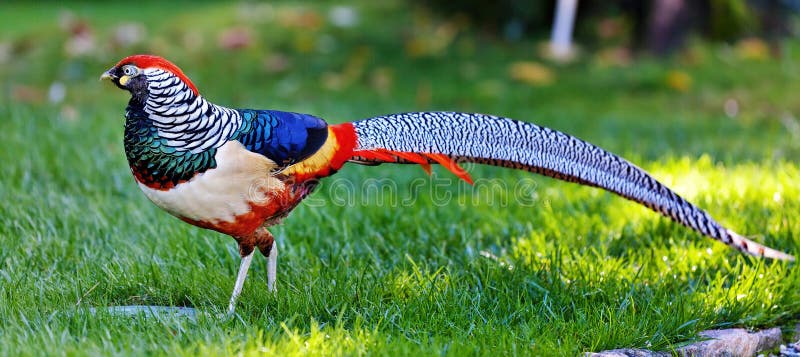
left=370, top=67, right=394, bottom=96
left=60, top=105, right=79, bottom=123
left=322, top=72, right=345, bottom=91
left=322, top=47, right=372, bottom=91
left=59, top=10, right=96, bottom=57
left=218, top=27, right=253, bottom=51
left=508, top=61, right=554, bottom=86
left=665, top=70, right=692, bottom=92
left=263, top=53, right=291, bottom=74
left=277, top=8, right=322, bottom=31
left=404, top=18, right=462, bottom=58
left=736, top=38, right=770, bottom=61
left=12, top=85, right=45, bottom=104
left=597, top=17, right=625, bottom=40
left=594, top=47, right=632, bottom=67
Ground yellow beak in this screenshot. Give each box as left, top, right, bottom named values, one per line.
left=100, top=68, right=116, bottom=81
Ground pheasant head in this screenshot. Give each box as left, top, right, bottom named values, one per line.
left=102, top=55, right=245, bottom=188
left=101, top=54, right=199, bottom=109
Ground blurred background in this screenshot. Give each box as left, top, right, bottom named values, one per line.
left=1, top=0, right=800, bottom=163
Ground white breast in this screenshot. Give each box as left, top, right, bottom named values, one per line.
left=137, top=141, right=283, bottom=223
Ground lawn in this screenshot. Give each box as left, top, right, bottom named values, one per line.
left=1, top=1, right=799, bottom=355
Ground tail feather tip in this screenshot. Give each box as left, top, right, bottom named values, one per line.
left=731, top=231, right=795, bottom=261
left=763, top=248, right=795, bottom=262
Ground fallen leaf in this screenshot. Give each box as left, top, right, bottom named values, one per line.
left=508, top=61, right=554, bottom=86
left=594, top=46, right=632, bottom=67
left=12, top=85, right=45, bottom=104
left=370, top=67, right=393, bottom=95
left=665, top=70, right=692, bottom=92
left=218, top=27, right=253, bottom=51
left=263, top=53, right=291, bottom=74
left=277, top=8, right=322, bottom=31
left=736, top=37, right=770, bottom=61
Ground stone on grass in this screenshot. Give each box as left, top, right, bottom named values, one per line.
left=781, top=340, right=800, bottom=357
left=584, top=348, right=668, bottom=357
left=587, top=328, right=783, bottom=357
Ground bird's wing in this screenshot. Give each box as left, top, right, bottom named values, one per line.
left=233, top=109, right=329, bottom=169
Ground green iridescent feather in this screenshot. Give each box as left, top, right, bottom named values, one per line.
left=124, top=111, right=217, bottom=187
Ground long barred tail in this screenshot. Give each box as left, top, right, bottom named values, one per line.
left=343, top=112, right=794, bottom=261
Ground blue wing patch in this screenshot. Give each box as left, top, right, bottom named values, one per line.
left=233, top=109, right=329, bottom=167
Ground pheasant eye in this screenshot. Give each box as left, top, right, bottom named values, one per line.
left=122, top=65, right=138, bottom=76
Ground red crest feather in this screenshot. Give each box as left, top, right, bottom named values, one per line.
left=115, top=54, right=199, bottom=95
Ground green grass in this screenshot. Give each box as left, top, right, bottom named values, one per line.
left=1, top=1, right=799, bottom=355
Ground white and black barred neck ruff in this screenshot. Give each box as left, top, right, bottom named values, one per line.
left=142, top=68, right=242, bottom=154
